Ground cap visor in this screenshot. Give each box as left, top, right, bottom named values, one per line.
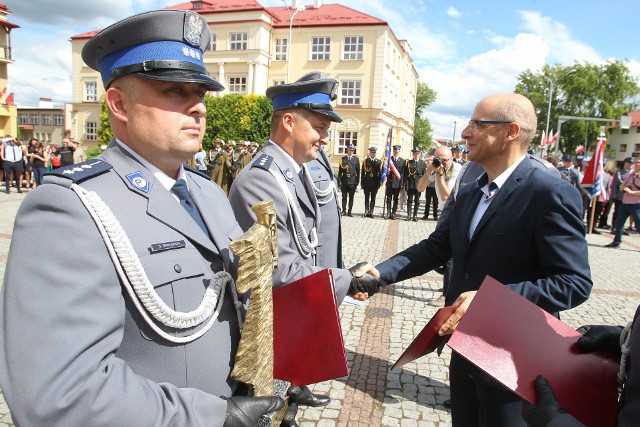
left=134, top=69, right=224, bottom=91
left=309, top=108, right=342, bottom=123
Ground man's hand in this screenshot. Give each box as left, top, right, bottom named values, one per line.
left=576, top=325, right=624, bottom=356
left=348, top=262, right=387, bottom=297
left=438, top=291, right=476, bottom=335
left=521, top=375, right=569, bottom=427
left=223, top=396, right=284, bottom=427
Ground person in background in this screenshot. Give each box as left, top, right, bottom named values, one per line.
left=71, top=139, right=86, bottom=164
left=610, top=157, right=636, bottom=236
left=194, top=144, right=208, bottom=173
left=58, top=138, right=75, bottom=167
left=361, top=146, right=382, bottom=218
left=402, top=148, right=426, bottom=221
left=385, top=145, right=404, bottom=220
left=605, top=159, right=640, bottom=248
left=2, top=137, right=24, bottom=193
left=338, top=144, right=359, bottom=216
left=28, top=140, right=48, bottom=188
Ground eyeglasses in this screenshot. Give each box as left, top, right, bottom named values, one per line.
left=467, top=119, right=512, bottom=131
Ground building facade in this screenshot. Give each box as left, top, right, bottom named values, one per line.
left=608, top=111, right=640, bottom=163
left=17, top=98, right=66, bottom=146
left=0, top=3, right=18, bottom=138
left=70, top=0, right=418, bottom=165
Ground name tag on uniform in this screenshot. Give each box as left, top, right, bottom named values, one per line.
left=149, top=240, right=187, bottom=253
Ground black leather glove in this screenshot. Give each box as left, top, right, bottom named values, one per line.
left=521, top=375, right=567, bottom=427
left=223, top=396, right=284, bottom=427
left=576, top=325, right=624, bottom=356
left=348, top=262, right=388, bottom=296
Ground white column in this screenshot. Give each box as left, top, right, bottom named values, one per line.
left=218, top=63, right=225, bottom=95
left=247, top=62, right=255, bottom=95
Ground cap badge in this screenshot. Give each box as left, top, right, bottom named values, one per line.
left=184, top=12, right=204, bottom=47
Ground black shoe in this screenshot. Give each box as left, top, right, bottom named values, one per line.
left=405, top=215, right=411, bottom=221
left=412, top=216, right=418, bottom=222
left=623, top=231, right=630, bottom=236
left=605, top=242, right=620, bottom=248
left=17, top=189, right=22, bottom=193
left=599, top=224, right=611, bottom=229
left=390, top=214, right=396, bottom=220
left=287, top=385, right=331, bottom=407
left=590, top=229, right=601, bottom=234
left=347, top=212, right=353, bottom=217
left=421, top=215, right=428, bottom=220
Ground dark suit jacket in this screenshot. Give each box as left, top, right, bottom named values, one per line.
left=338, top=155, right=360, bottom=186
left=377, top=157, right=592, bottom=315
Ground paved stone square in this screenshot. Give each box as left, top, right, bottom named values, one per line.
left=1, top=186, right=639, bottom=426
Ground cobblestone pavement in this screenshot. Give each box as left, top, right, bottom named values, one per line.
left=1, top=186, right=640, bottom=426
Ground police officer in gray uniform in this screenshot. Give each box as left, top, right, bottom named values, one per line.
left=228, top=72, right=382, bottom=426
left=307, top=145, right=343, bottom=270
left=0, top=10, right=283, bottom=426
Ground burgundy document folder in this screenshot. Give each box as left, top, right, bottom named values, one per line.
left=273, top=269, right=349, bottom=386
left=391, top=304, right=459, bottom=371
left=447, top=276, right=619, bottom=427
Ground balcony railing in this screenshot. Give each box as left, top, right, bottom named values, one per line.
left=0, top=46, right=12, bottom=60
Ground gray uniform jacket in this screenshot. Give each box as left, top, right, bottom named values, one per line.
left=307, top=148, right=343, bottom=269
left=228, top=141, right=350, bottom=302
left=0, top=141, right=244, bottom=426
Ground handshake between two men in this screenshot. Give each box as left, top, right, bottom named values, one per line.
left=347, top=262, right=387, bottom=299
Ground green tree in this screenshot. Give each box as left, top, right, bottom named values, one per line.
left=515, top=60, right=640, bottom=155
left=413, top=82, right=437, bottom=150
left=98, top=96, right=114, bottom=147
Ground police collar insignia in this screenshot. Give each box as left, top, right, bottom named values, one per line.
left=184, top=11, right=204, bottom=46
left=126, top=171, right=150, bottom=193
left=284, top=169, right=294, bottom=182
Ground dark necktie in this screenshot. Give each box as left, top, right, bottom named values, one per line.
left=171, top=179, right=208, bottom=235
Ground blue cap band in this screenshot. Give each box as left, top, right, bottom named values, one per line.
left=272, top=91, right=333, bottom=110
left=98, top=40, right=205, bottom=85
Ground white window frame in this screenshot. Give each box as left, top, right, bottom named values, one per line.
left=310, top=36, right=331, bottom=61
left=85, top=121, right=97, bottom=141
left=340, top=80, right=362, bottom=105
left=210, top=33, right=217, bottom=51
left=30, top=113, right=40, bottom=125
left=230, top=32, right=247, bottom=50
left=337, top=131, right=358, bottom=155
left=42, top=114, right=51, bottom=126
left=84, top=80, right=97, bottom=102
left=275, top=38, right=288, bottom=61
left=342, top=35, right=364, bottom=60
left=54, top=114, right=64, bottom=126
left=228, top=76, right=247, bottom=94
left=18, top=113, right=28, bottom=124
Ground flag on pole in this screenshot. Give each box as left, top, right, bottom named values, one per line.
left=575, top=145, right=585, bottom=154
left=581, top=136, right=606, bottom=197
left=540, top=130, right=547, bottom=147
left=0, top=84, right=13, bottom=105
left=380, top=129, right=392, bottom=185
left=389, top=156, right=401, bottom=180
left=547, top=129, right=556, bottom=146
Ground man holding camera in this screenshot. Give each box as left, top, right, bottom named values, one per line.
left=426, top=145, right=462, bottom=206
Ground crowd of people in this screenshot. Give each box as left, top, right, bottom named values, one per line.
left=1, top=136, right=85, bottom=193
left=2, top=8, right=639, bottom=427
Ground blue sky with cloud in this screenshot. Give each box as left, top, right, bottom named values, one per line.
left=6, top=0, right=639, bottom=139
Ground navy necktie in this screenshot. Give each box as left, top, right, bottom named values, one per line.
left=171, top=179, right=208, bottom=235
left=299, top=167, right=315, bottom=202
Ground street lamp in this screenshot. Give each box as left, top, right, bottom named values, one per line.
left=543, top=68, right=576, bottom=153
left=282, top=0, right=305, bottom=83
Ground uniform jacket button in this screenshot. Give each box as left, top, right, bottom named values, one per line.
left=464, top=273, right=470, bottom=279
left=174, top=264, right=182, bottom=273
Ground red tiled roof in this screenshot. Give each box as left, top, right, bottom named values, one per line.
left=71, top=1, right=386, bottom=40
left=169, top=0, right=264, bottom=13
left=267, top=4, right=385, bottom=27
left=611, top=111, right=640, bottom=128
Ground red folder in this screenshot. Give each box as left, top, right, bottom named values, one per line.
left=391, top=304, right=459, bottom=371
left=273, top=268, right=349, bottom=386
left=447, top=276, right=619, bottom=427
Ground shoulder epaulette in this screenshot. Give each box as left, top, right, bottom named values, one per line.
left=45, top=159, right=112, bottom=183
left=251, top=154, right=273, bottom=171
left=184, top=164, right=211, bottom=180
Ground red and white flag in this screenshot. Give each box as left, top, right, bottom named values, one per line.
left=389, top=157, right=401, bottom=180
left=540, top=130, right=547, bottom=147
left=547, top=130, right=557, bottom=146
left=581, top=137, right=606, bottom=198
left=575, top=145, right=585, bottom=154
left=0, top=84, right=13, bottom=105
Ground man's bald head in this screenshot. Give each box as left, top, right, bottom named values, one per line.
left=476, top=93, right=537, bottom=145
left=434, top=146, right=452, bottom=159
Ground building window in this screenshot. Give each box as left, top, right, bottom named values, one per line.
left=30, top=114, right=40, bottom=125
left=18, top=113, right=28, bottom=124
left=342, top=36, right=364, bottom=60
left=230, top=32, right=247, bottom=50
left=635, top=144, right=640, bottom=152
left=85, top=121, right=97, bottom=141
left=272, top=80, right=285, bottom=86
left=275, top=38, right=288, bottom=61
left=310, top=37, right=330, bottom=60
left=84, top=81, right=97, bottom=102
left=340, top=81, right=362, bottom=105
left=210, top=33, right=217, bottom=51
left=338, top=131, right=358, bottom=154
left=620, top=144, right=627, bottom=152
left=42, top=114, right=51, bottom=125
left=622, top=128, right=630, bottom=134
left=228, top=77, right=247, bottom=94
left=54, top=114, right=64, bottom=126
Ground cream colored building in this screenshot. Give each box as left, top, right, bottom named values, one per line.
left=17, top=99, right=66, bottom=146
left=607, top=111, right=640, bottom=163
left=0, top=3, right=18, bottom=138
left=70, top=0, right=418, bottom=165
